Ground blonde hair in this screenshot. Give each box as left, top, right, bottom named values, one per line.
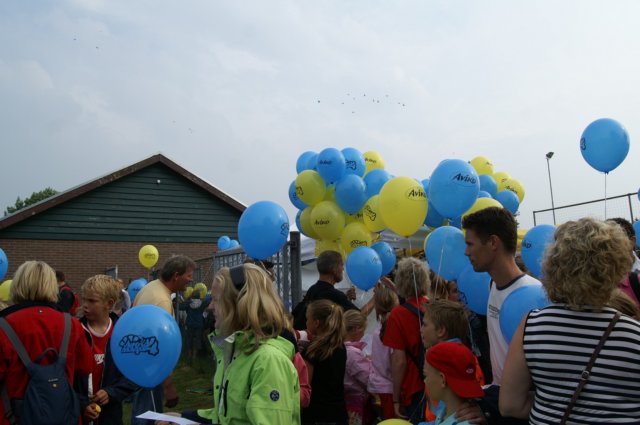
left=608, top=289, right=640, bottom=320
left=429, top=272, right=450, bottom=300
left=212, top=268, right=241, bottom=337
left=423, top=299, right=468, bottom=342
left=395, top=257, right=430, bottom=299
left=306, top=299, right=345, bottom=361
left=344, top=309, right=367, bottom=334
left=10, top=261, right=58, bottom=304
left=81, top=275, right=121, bottom=302
left=543, top=218, right=632, bottom=309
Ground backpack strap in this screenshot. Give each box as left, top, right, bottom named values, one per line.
left=58, top=313, right=72, bottom=361
left=0, top=318, right=33, bottom=367
left=628, top=272, right=640, bottom=305
left=400, top=302, right=424, bottom=372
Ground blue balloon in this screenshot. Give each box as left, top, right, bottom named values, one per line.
left=296, top=151, right=316, bottom=173
left=425, top=226, right=471, bottom=281
left=317, top=148, right=346, bottom=184
left=127, top=278, right=148, bottom=302
left=217, top=235, right=231, bottom=251
left=449, top=216, right=462, bottom=229
left=424, top=202, right=445, bottom=228
left=477, top=191, right=492, bottom=199
left=341, top=147, right=366, bottom=177
left=289, top=180, right=308, bottom=210
left=0, top=249, right=7, bottom=281
left=428, top=159, right=480, bottom=219
left=521, top=225, right=556, bottom=278
left=634, top=221, right=640, bottom=248
left=371, top=241, right=396, bottom=276
left=111, top=305, right=182, bottom=388
left=306, top=153, right=318, bottom=171
left=495, top=190, right=520, bottom=214
left=229, top=239, right=240, bottom=248
left=500, top=284, right=550, bottom=343
left=364, top=169, right=392, bottom=198
left=335, top=174, right=367, bottom=214
left=456, top=264, right=491, bottom=315
left=580, top=118, right=630, bottom=173
left=238, top=201, right=290, bottom=259
left=346, top=247, right=382, bottom=291
left=421, top=178, right=430, bottom=194
left=479, top=175, right=498, bottom=198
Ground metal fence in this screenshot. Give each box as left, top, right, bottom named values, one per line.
left=533, top=192, right=639, bottom=226
left=192, top=231, right=303, bottom=311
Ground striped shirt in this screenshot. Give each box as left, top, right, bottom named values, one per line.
left=523, top=304, right=640, bottom=424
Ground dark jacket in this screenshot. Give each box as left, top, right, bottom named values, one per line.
left=293, top=281, right=359, bottom=330
left=76, top=312, right=139, bottom=425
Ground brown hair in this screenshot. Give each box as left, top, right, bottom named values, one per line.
left=462, top=207, right=518, bottom=254
left=306, top=299, right=345, bottom=361
left=423, top=299, right=468, bottom=341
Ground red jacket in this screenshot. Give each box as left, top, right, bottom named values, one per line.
left=0, top=303, right=93, bottom=425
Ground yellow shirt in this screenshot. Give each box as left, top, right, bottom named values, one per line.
left=132, top=279, right=174, bottom=316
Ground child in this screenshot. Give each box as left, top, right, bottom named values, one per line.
left=422, top=342, right=484, bottom=425
left=181, top=287, right=207, bottom=363
left=343, top=309, right=372, bottom=425
left=78, top=275, right=138, bottom=425
left=302, top=299, right=348, bottom=425
left=367, top=285, right=399, bottom=420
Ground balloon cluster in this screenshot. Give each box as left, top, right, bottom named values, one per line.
left=217, top=235, right=239, bottom=251
left=291, top=149, right=527, bottom=290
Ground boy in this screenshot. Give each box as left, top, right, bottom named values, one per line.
left=422, top=342, right=484, bottom=425
left=77, top=275, right=137, bottom=424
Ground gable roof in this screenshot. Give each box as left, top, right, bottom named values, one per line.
left=0, top=153, right=245, bottom=231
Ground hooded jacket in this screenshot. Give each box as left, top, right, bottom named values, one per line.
left=198, top=330, right=301, bottom=425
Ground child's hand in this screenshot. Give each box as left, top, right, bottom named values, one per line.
left=90, top=389, right=109, bottom=406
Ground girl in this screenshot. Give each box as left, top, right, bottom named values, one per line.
left=343, top=310, right=371, bottom=425
left=302, top=299, right=348, bottom=425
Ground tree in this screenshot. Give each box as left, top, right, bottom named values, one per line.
left=4, top=187, right=58, bottom=216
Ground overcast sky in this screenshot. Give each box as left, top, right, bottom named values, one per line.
left=1, top=0, right=639, bottom=231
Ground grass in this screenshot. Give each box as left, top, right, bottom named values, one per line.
left=122, top=352, right=217, bottom=425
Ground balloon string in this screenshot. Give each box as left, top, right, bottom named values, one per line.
left=604, top=173, right=608, bottom=220
left=151, top=389, right=157, bottom=412
left=407, top=237, right=422, bottom=330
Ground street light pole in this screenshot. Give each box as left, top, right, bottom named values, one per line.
left=546, top=152, right=556, bottom=225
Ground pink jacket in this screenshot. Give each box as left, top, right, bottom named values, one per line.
left=367, top=323, right=393, bottom=394
left=293, top=351, right=312, bottom=408
left=344, top=340, right=371, bottom=398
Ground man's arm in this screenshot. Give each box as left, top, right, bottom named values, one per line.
left=499, top=317, right=533, bottom=419
left=390, top=349, right=408, bottom=418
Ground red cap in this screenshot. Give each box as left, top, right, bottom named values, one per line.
left=426, top=342, right=484, bottom=399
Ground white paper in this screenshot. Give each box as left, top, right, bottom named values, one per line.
left=136, top=411, right=199, bottom=425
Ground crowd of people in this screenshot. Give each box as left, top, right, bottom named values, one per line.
left=1, top=207, right=640, bottom=425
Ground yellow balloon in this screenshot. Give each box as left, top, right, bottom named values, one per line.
left=315, top=239, right=345, bottom=258
left=300, top=206, right=320, bottom=240
left=378, top=420, right=412, bottom=425
left=295, top=170, right=327, bottom=206
left=503, top=178, right=525, bottom=203
left=470, top=156, right=494, bottom=176
left=379, top=177, right=427, bottom=237
left=517, top=228, right=528, bottom=252
left=461, top=197, right=503, bottom=222
left=340, top=222, right=372, bottom=254
left=493, top=171, right=511, bottom=188
left=310, top=201, right=346, bottom=240
left=184, top=287, right=194, bottom=299
left=138, top=245, right=159, bottom=269
left=362, top=195, right=386, bottom=233
left=363, top=151, right=385, bottom=175
left=323, top=184, right=336, bottom=203
left=194, top=282, right=207, bottom=299
left=0, top=280, right=12, bottom=302
left=345, top=210, right=364, bottom=225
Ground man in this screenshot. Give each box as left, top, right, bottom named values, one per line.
left=608, top=217, right=640, bottom=306
left=131, top=255, right=195, bottom=425
left=461, top=207, right=540, bottom=386
left=56, top=271, right=79, bottom=315
left=293, top=250, right=373, bottom=329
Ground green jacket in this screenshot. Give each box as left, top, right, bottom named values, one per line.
left=198, top=330, right=301, bottom=425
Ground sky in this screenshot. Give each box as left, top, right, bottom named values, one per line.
left=1, top=0, right=639, bottom=230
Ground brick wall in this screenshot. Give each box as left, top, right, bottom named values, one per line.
left=0, top=239, right=216, bottom=291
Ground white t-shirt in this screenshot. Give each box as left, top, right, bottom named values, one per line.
left=487, top=273, right=541, bottom=385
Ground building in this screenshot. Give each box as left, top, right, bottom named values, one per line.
left=0, top=154, right=244, bottom=289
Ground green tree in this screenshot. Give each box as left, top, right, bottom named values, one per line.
left=4, top=187, right=58, bottom=216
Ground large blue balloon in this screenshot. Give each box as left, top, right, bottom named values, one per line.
left=217, top=235, right=231, bottom=251
left=371, top=241, right=396, bottom=276
left=424, top=201, right=446, bottom=228
left=238, top=201, right=290, bottom=259
left=127, top=278, right=148, bottom=302
left=289, top=180, right=308, bottom=210
left=634, top=220, right=640, bottom=248
left=425, top=226, right=471, bottom=281
left=456, top=265, right=491, bottom=315
left=306, top=153, right=318, bottom=171
left=0, top=249, right=7, bottom=281
left=296, top=151, right=316, bottom=173
left=364, top=169, right=392, bottom=198
left=521, top=225, right=556, bottom=278
left=500, top=284, right=550, bottom=343
left=317, top=148, right=346, bottom=184
left=341, top=147, right=366, bottom=177
left=429, top=159, right=480, bottom=219
left=335, top=174, right=367, bottom=214
left=479, top=175, right=498, bottom=198
left=580, top=118, right=630, bottom=173
left=495, top=190, right=520, bottom=214
left=111, top=305, right=182, bottom=388
left=346, top=247, right=382, bottom=291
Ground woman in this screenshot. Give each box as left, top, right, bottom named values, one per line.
left=0, top=261, right=93, bottom=425
left=500, top=218, right=640, bottom=424
left=166, top=263, right=300, bottom=425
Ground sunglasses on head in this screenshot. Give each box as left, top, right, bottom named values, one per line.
left=229, top=265, right=246, bottom=290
